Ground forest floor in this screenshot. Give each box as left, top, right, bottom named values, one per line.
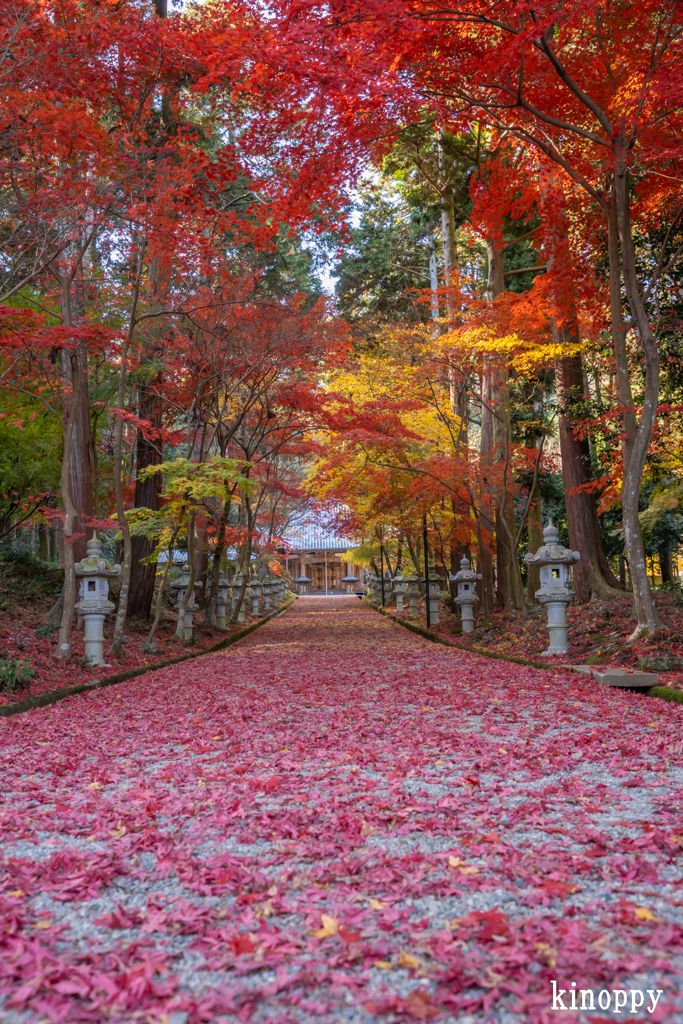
left=394, top=592, right=683, bottom=692
left=1, top=595, right=682, bottom=1023
left=0, top=555, right=273, bottom=706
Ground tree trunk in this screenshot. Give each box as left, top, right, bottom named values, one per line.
left=205, top=493, right=233, bottom=627
left=438, top=132, right=458, bottom=288
left=659, top=548, right=672, bottom=585
left=146, top=531, right=178, bottom=644
left=110, top=334, right=133, bottom=659
left=537, top=184, right=623, bottom=603
left=128, top=373, right=162, bottom=618
left=478, top=364, right=495, bottom=617
left=176, top=510, right=197, bottom=638
left=195, top=522, right=209, bottom=608
left=60, top=346, right=93, bottom=564
left=555, top=351, right=623, bottom=601
left=486, top=239, right=526, bottom=616
left=526, top=479, right=542, bottom=602
left=56, top=351, right=81, bottom=662
left=611, top=162, right=661, bottom=637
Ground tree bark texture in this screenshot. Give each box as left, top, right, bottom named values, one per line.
left=611, top=163, right=661, bottom=636
left=555, top=351, right=622, bottom=601
left=110, top=413, right=132, bottom=659
left=175, top=510, right=197, bottom=638
left=486, top=240, right=526, bottom=616
left=147, top=526, right=180, bottom=644
left=478, top=364, right=495, bottom=617
left=526, top=480, right=542, bottom=602
left=659, top=549, right=673, bottom=585
left=60, top=322, right=93, bottom=564
left=57, top=351, right=81, bottom=662
left=204, top=493, right=233, bottom=627
left=128, top=368, right=163, bottom=618
left=195, top=522, right=209, bottom=608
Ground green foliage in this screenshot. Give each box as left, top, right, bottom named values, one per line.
left=0, top=658, right=34, bottom=694
left=639, top=479, right=683, bottom=559
left=36, top=619, right=58, bottom=637
left=334, top=178, right=438, bottom=325
left=502, top=239, right=544, bottom=294
left=342, top=542, right=379, bottom=568
left=658, top=580, right=683, bottom=606
left=0, top=397, right=61, bottom=540
left=128, top=456, right=251, bottom=557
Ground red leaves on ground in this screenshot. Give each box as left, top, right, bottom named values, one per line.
left=400, top=592, right=683, bottom=690
left=0, top=597, right=682, bottom=1022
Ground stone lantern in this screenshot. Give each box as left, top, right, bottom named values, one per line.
left=295, top=574, right=311, bottom=595
left=248, top=576, right=262, bottom=617
left=393, top=573, right=405, bottom=612
left=451, top=556, right=482, bottom=634
left=274, top=576, right=285, bottom=603
left=261, top=574, right=273, bottom=611
left=341, top=574, right=358, bottom=595
left=369, top=574, right=381, bottom=603
left=74, top=534, right=121, bottom=667
left=405, top=573, right=421, bottom=618
left=270, top=576, right=281, bottom=606
left=227, top=578, right=237, bottom=618
left=215, top=573, right=230, bottom=629
left=171, top=564, right=203, bottom=641
left=426, top=565, right=442, bottom=625
left=525, top=521, right=580, bottom=656
left=233, top=572, right=247, bottom=623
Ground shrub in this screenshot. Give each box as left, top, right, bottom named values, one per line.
left=0, top=658, right=34, bottom=694
left=0, top=547, right=63, bottom=601
left=659, top=580, right=683, bottom=606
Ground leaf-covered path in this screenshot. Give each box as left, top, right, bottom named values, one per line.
left=1, top=596, right=682, bottom=1023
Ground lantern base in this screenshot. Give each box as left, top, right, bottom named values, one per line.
left=454, top=593, right=478, bottom=634
left=536, top=587, right=573, bottom=657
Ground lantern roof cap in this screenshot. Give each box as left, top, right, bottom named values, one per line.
left=75, top=534, right=121, bottom=578
left=525, top=521, right=580, bottom=567
left=450, top=555, right=482, bottom=583
left=341, top=574, right=358, bottom=582
left=295, top=575, right=312, bottom=583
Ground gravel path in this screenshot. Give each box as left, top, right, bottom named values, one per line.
left=1, top=596, right=682, bottom=1023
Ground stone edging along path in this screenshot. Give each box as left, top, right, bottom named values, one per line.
left=0, top=595, right=298, bottom=719
left=365, top=598, right=683, bottom=706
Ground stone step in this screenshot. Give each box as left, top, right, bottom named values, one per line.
left=564, top=664, right=659, bottom=688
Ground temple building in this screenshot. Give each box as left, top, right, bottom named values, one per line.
left=278, top=519, right=364, bottom=593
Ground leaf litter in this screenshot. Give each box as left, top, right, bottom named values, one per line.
left=0, top=596, right=682, bottom=1023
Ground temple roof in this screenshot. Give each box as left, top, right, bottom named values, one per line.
left=282, top=515, right=355, bottom=553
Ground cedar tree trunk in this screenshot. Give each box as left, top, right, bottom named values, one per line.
left=128, top=368, right=162, bottom=618
left=486, top=239, right=526, bottom=616
left=555, top=351, right=623, bottom=601
left=57, top=351, right=81, bottom=662
left=612, top=161, right=661, bottom=636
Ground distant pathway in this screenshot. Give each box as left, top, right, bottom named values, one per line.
left=1, top=596, right=682, bottom=1023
